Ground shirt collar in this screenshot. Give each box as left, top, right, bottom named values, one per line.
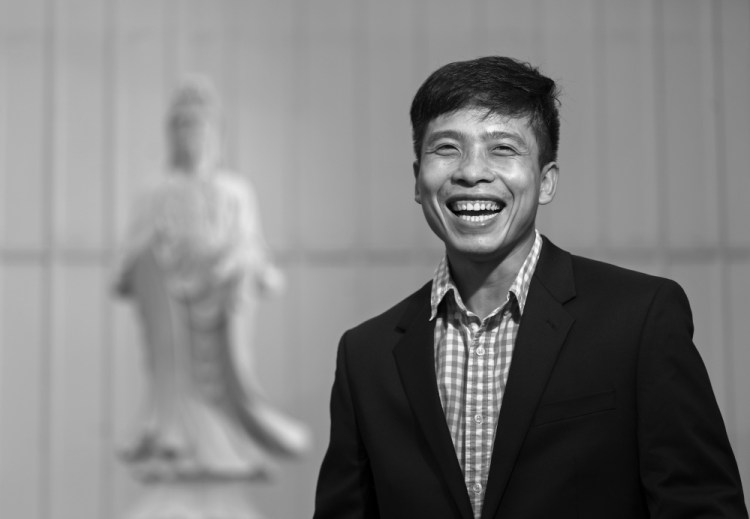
left=429, top=230, right=544, bottom=321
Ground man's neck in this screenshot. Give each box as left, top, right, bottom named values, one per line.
left=447, top=235, right=536, bottom=320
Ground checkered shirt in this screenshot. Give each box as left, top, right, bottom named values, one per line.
left=430, top=231, right=543, bottom=519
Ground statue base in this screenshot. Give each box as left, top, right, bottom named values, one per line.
left=124, top=479, right=266, bottom=519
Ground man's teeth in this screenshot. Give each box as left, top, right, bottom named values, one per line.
left=452, top=200, right=501, bottom=212
left=460, top=213, right=496, bottom=222
left=450, top=200, right=502, bottom=221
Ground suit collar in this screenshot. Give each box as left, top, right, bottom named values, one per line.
left=533, top=235, right=576, bottom=304
left=395, top=281, right=431, bottom=332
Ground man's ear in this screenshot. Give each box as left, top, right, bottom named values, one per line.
left=538, top=162, right=559, bottom=205
left=413, top=161, right=422, bottom=204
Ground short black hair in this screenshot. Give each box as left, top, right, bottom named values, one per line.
left=410, top=56, right=560, bottom=167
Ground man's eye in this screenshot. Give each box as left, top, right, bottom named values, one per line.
left=492, top=145, right=516, bottom=156
left=434, top=144, right=459, bottom=156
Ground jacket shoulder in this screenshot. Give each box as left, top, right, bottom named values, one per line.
left=537, top=236, right=683, bottom=304
left=345, top=281, right=431, bottom=341
left=570, top=254, right=677, bottom=292
left=567, top=253, right=690, bottom=319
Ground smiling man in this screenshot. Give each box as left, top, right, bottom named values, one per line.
left=313, top=56, right=747, bottom=519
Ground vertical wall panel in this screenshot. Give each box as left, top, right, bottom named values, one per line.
left=110, top=1, right=168, bottom=515
left=359, top=262, right=436, bottom=321
left=98, top=1, right=116, bottom=514
left=602, top=0, right=660, bottom=249
left=181, top=0, right=226, bottom=78
left=0, top=0, right=6, bottom=248
left=110, top=302, right=147, bottom=519
left=661, top=0, right=719, bottom=248
left=113, top=0, right=168, bottom=241
left=537, top=0, right=600, bottom=250
left=2, top=1, right=48, bottom=250
left=0, top=265, right=46, bottom=519
left=53, top=0, right=107, bottom=251
left=421, top=0, right=477, bottom=73
left=296, top=264, right=361, bottom=434
left=235, top=0, right=296, bottom=252
left=716, top=1, right=750, bottom=504
left=728, top=261, right=750, bottom=496
left=364, top=0, right=427, bottom=253
left=219, top=1, right=242, bottom=171
left=298, top=1, right=358, bottom=251
left=483, top=0, right=542, bottom=65
left=718, top=0, right=750, bottom=248
left=49, top=265, right=107, bottom=519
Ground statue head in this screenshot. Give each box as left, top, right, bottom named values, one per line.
left=167, top=75, right=222, bottom=174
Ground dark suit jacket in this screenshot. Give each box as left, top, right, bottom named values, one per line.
left=314, top=237, right=747, bottom=518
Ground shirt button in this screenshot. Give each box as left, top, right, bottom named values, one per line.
left=474, top=414, right=483, bottom=424
left=475, top=346, right=485, bottom=356
left=472, top=482, right=483, bottom=494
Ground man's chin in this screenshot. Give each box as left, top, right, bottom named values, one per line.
left=445, top=231, right=537, bottom=266
left=446, top=241, right=509, bottom=264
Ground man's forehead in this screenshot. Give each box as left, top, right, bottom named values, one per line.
left=425, top=108, right=535, bottom=139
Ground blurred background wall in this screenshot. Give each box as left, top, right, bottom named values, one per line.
left=0, top=0, right=749, bottom=517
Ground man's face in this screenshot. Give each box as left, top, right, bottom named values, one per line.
left=413, top=107, right=558, bottom=265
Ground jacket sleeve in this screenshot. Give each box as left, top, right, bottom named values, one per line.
left=637, top=279, right=748, bottom=518
left=313, top=332, right=379, bottom=519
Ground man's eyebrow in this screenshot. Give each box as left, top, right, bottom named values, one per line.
left=424, top=129, right=465, bottom=147
left=483, top=130, right=526, bottom=143
left=425, top=129, right=527, bottom=146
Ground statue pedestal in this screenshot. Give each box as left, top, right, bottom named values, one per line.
left=124, top=479, right=266, bottom=519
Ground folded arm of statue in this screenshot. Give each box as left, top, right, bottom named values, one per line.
left=197, top=174, right=286, bottom=313
left=112, top=186, right=160, bottom=298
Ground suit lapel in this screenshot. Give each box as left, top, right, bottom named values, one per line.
left=393, top=284, right=475, bottom=519
left=481, top=237, right=576, bottom=519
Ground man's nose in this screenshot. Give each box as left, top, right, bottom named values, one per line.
left=454, top=150, right=493, bottom=185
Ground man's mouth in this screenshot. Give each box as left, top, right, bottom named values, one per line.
left=448, top=200, right=505, bottom=223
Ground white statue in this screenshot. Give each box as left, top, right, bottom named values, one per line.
left=114, top=76, right=309, bottom=517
